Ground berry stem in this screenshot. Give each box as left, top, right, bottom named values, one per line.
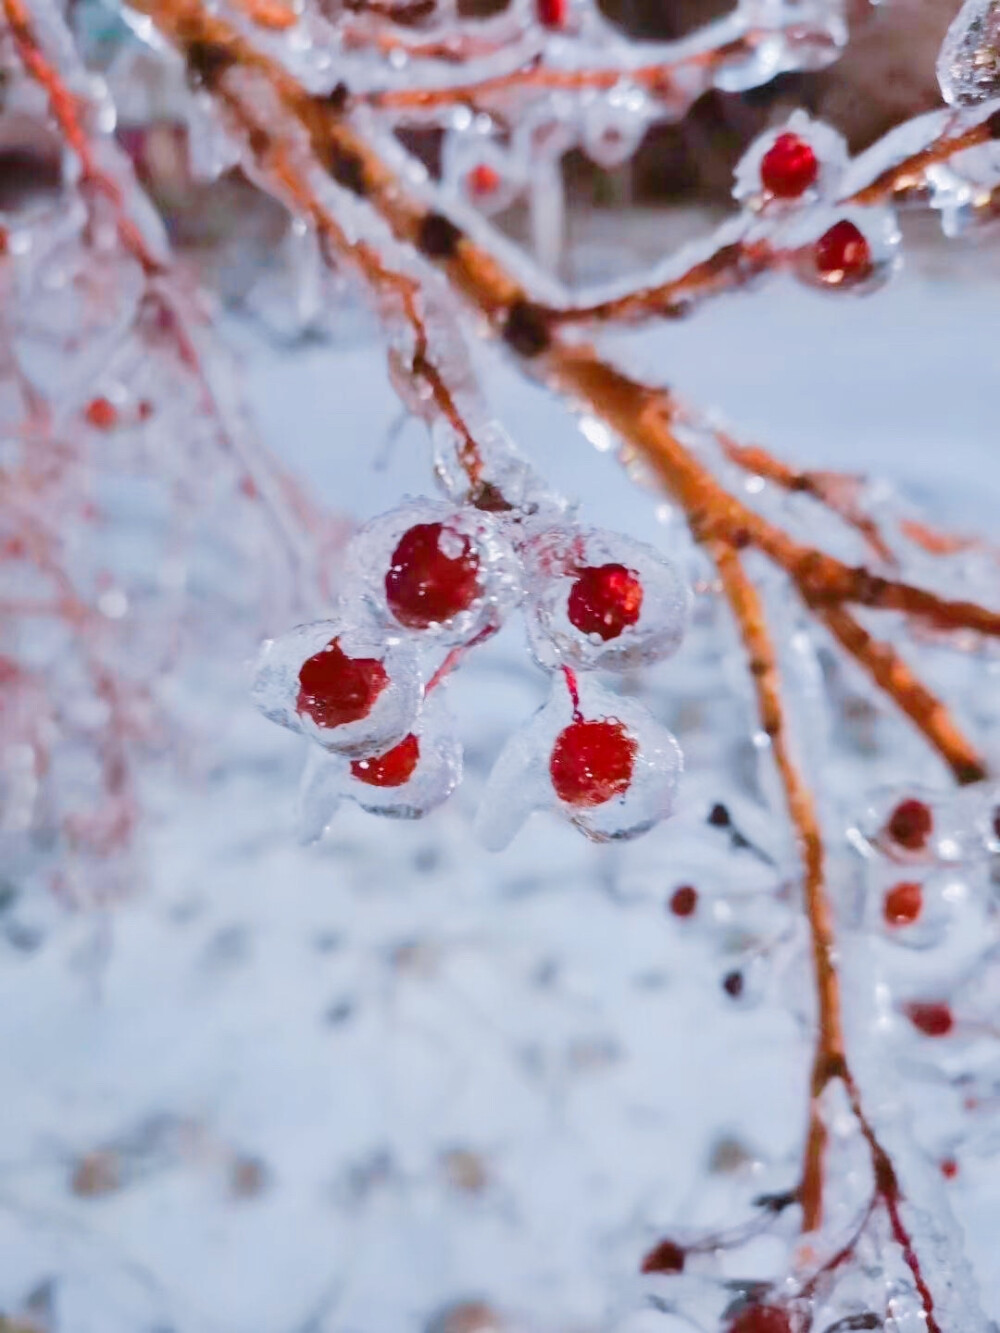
left=561, top=664, right=582, bottom=721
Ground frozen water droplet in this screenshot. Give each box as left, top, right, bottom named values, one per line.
left=346, top=499, right=523, bottom=646
left=580, top=89, right=650, bottom=169
left=522, top=526, right=690, bottom=672
left=476, top=675, right=681, bottom=850
left=297, top=696, right=462, bottom=833
left=251, top=618, right=422, bottom=757
left=939, top=0, right=1000, bottom=105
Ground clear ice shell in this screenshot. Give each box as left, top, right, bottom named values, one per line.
left=521, top=526, right=691, bottom=672
left=732, top=110, right=848, bottom=210
left=251, top=618, right=422, bottom=757
left=475, top=675, right=682, bottom=850
left=938, top=0, right=1000, bottom=106
left=345, top=497, right=523, bottom=646
left=579, top=86, right=652, bottom=170
left=296, top=697, right=463, bottom=838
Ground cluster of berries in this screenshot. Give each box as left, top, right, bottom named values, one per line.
left=253, top=498, right=689, bottom=845
left=735, top=112, right=898, bottom=291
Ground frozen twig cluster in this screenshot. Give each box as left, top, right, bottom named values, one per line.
left=4, top=0, right=1000, bottom=1327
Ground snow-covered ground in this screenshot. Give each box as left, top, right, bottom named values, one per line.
left=1, top=238, right=998, bottom=1332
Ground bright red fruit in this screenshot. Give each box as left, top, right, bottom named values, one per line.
left=351, top=733, right=420, bottom=788
left=549, top=718, right=636, bottom=807
left=385, top=522, right=481, bottom=629
left=906, top=1001, right=954, bottom=1038
left=669, top=884, right=698, bottom=918
left=297, top=639, right=388, bottom=729
left=886, top=798, right=932, bottom=851
left=727, top=1305, right=792, bottom=1333
left=760, top=132, right=818, bottom=198
left=813, top=220, right=871, bottom=285
left=467, top=164, right=501, bottom=197
left=567, top=563, right=643, bottom=641
left=85, top=396, right=118, bottom=430
left=884, top=880, right=922, bottom=926
left=536, top=0, right=567, bottom=27
left=640, top=1238, right=685, bottom=1273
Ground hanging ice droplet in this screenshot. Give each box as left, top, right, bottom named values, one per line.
left=938, top=0, right=1000, bottom=106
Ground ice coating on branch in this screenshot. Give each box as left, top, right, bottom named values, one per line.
left=296, top=695, right=463, bottom=835
left=938, top=0, right=1000, bottom=106
left=346, top=498, right=522, bottom=645
left=251, top=618, right=422, bottom=756
left=521, top=526, right=690, bottom=672
left=476, top=675, right=682, bottom=849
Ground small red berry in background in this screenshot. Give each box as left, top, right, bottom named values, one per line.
left=351, top=733, right=420, bottom=788
left=467, top=163, right=501, bottom=198
left=385, top=522, right=481, bottom=629
left=669, top=884, right=698, bottom=918
left=567, top=563, right=643, bottom=641
left=640, top=1237, right=685, bottom=1274
left=549, top=718, right=635, bottom=807
left=722, top=970, right=744, bottom=999
left=940, top=1157, right=959, bottom=1180
left=905, top=1001, right=954, bottom=1038
left=297, top=639, right=388, bottom=729
left=85, top=396, right=118, bottom=430
left=883, top=880, right=922, bottom=927
left=813, top=220, right=871, bottom=285
left=727, top=1304, right=792, bottom=1333
left=536, top=0, right=567, bottom=28
left=886, top=797, right=933, bottom=851
left=760, top=132, right=818, bottom=198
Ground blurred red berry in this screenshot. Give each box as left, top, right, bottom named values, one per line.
left=814, top=220, right=871, bottom=285
left=883, top=880, right=922, bottom=926
left=760, top=132, right=818, bottom=198
left=886, top=798, right=933, bottom=851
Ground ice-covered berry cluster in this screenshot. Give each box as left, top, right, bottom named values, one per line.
left=253, top=498, right=690, bottom=845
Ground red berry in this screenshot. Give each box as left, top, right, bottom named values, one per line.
left=728, top=1305, right=792, bottom=1333
left=567, top=563, right=643, bottom=641
left=351, top=733, right=420, bottom=788
left=722, top=970, right=744, bottom=999
left=905, top=1001, right=954, bottom=1038
left=669, top=884, right=698, bottom=918
left=886, top=798, right=933, bottom=851
left=536, top=0, right=567, bottom=27
left=640, top=1238, right=685, bottom=1274
left=297, top=639, right=388, bottom=729
left=467, top=163, right=501, bottom=197
left=940, top=1157, right=959, bottom=1180
left=549, top=718, right=636, bottom=807
left=814, top=220, right=872, bottom=285
left=883, top=880, right=922, bottom=927
left=760, top=132, right=818, bottom=199
left=385, top=522, right=481, bottom=629
left=85, top=396, right=118, bottom=430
